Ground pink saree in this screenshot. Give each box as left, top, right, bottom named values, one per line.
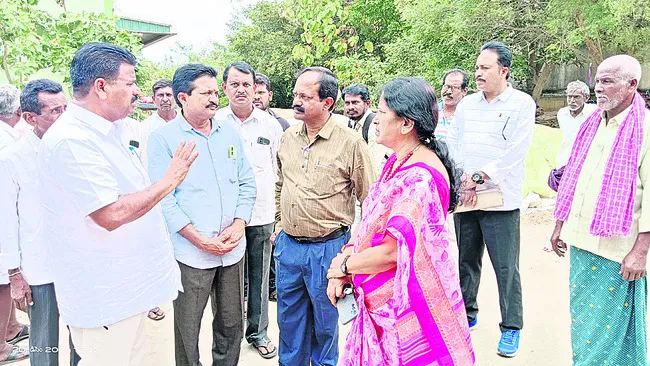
left=341, top=156, right=475, bottom=366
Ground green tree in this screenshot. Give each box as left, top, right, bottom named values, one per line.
left=227, top=0, right=304, bottom=107
left=0, top=0, right=140, bottom=87
left=546, top=0, right=650, bottom=65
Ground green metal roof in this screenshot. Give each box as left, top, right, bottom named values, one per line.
left=116, top=17, right=176, bottom=47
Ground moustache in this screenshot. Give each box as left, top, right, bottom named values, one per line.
left=293, top=105, right=305, bottom=113
left=443, top=92, right=453, bottom=98
left=206, top=102, right=218, bottom=108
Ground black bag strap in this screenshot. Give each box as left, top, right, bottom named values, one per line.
left=361, top=112, right=377, bottom=143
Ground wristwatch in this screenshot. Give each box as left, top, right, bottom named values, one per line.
left=471, top=172, right=485, bottom=185
left=341, top=255, right=352, bottom=275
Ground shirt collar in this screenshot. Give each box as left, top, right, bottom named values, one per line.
left=601, top=104, right=633, bottom=127
left=479, top=83, right=514, bottom=103
left=222, top=105, right=263, bottom=125
left=0, top=120, right=21, bottom=140
left=23, top=131, right=41, bottom=153
left=298, top=115, right=337, bottom=140
left=177, top=111, right=221, bottom=134
left=565, top=104, right=594, bottom=119
left=66, top=102, right=115, bottom=136
left=349, top=109, right=372, bottom=130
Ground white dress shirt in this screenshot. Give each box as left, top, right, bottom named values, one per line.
left=117, top=117, right=144, bottom=161
left=214, top=106, right=282, bottom=226
left=0, top=133, right=53, bottom=286
left=449, top=86, right=536, bottom=211
left=38, top=102, right=181, bottom=328
left=0, top=121, right=20, bottom=151
left=138, top=112, right=171, bottom=170
left=0, top=121, right=20, bottom=285
left=555, top=104, right=598, bottom=168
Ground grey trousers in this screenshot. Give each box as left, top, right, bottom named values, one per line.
left=173, top=260, right=244, bottom=366
left=454, top=209, right=523, bottom=331
left=244, top=224, right=273, bottom=344
left=27, top=283, right=80, bottom=366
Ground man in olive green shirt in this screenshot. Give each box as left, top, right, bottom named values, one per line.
left=271, top=66, right=375, bottom=366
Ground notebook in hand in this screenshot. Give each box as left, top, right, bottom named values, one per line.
left=455, top=182, right=504, bottom=213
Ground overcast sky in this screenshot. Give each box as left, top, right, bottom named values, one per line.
left=115, top=0, right=257, bottom=63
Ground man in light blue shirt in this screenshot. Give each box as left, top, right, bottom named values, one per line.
left=147, top=63, right=256, bottom=366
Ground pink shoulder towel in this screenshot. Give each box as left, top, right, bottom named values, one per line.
left=554, top=93, right=646, bottom=237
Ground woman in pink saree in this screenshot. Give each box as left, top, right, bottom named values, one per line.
left=327, top=78, right=474, bottom=365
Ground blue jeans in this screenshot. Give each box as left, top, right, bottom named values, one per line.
left=274, top=231, right=350, bottom=366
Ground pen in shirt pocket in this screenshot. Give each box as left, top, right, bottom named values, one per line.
left=501, top=116, right=510, bottom=140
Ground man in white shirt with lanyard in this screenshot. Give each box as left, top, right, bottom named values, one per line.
left=38, top=42, right=197, bottom=365
left=215, top=62, right=282, bottom=359
left=0, top=79, right=82, bottom=365
left=449, top=41, right=536, bottom=358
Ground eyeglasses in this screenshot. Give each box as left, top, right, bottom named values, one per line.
left=293, top=93, right=315, bottom=102
left=442, top=85, right=462, bottom=92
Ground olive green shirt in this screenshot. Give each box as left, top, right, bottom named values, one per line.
left=275, top=116, right=377, bottom=237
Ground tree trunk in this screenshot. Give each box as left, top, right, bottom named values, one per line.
left=1, top=39, right=12, bottom=85
left=575, top=10, right=602, bottom=64
left=532, top=62, right=554, bottom=103
left=57, top=0, right=67, bottom=12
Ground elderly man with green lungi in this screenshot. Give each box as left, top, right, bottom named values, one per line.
left=551, top=54, right=650, bottom=366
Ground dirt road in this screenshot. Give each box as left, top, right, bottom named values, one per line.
left=14, top=207, right=572, bottom=365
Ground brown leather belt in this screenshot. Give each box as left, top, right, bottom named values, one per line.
left=287, top=226, right=349, bottom=244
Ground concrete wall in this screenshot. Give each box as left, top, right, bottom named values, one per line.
left=545, top=62, right=650, bottom=92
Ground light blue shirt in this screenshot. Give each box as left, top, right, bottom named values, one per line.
left=147, top=114, right=256, bottom=269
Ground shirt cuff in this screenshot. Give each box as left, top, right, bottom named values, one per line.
left=481, top=162, right=502, bottom=185
left=234, top=205, right=253, bottom=225
left=166, top=210, right=192, bottom=235
left=1, top=252, right=20, bottom=271
left=639, top=212, right=650, bottom=233
left=83, top=192, right=119, bottom=217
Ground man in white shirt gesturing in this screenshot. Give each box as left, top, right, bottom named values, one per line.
left=38, top=42, right=197, bottom=366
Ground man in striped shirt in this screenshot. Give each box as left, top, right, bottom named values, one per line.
left=448, top=41, right=536, bottom=358
left=271, top=67, right=375, bottom=365
left=435, top=69, right=469, bottom=141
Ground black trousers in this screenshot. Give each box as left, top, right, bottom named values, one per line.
left=454, top=209, right=523, bottom=331
left=244, top=224, right=273, bottom=344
